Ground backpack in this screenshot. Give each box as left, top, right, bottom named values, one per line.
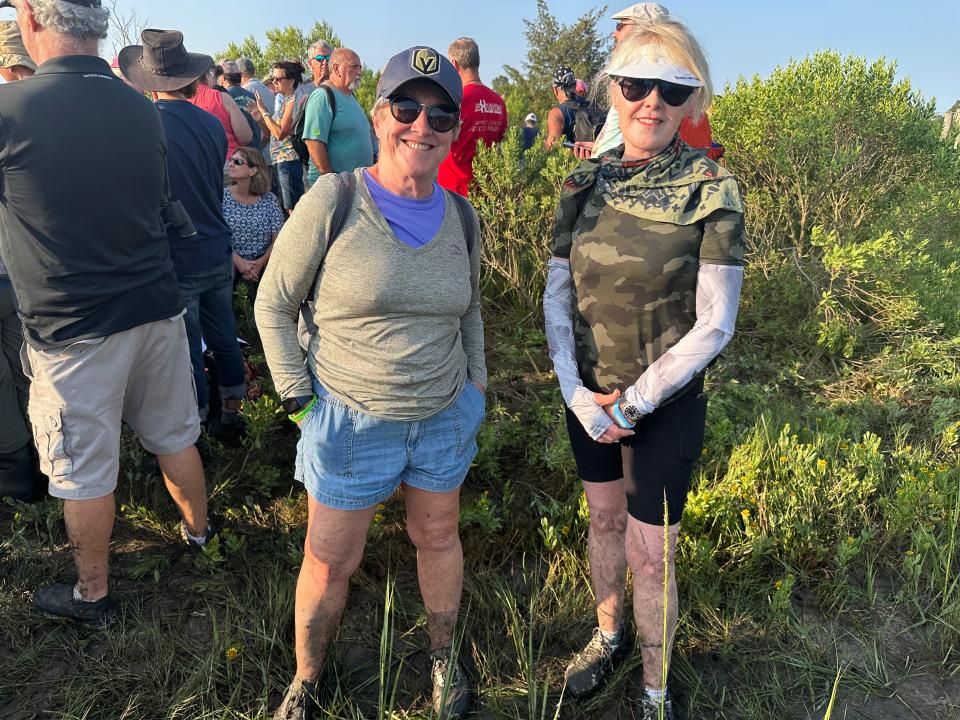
left=298, top=172, right=478, bottom=346
left=559, top=97, right=607, bottom=143
left=291, top=85, right=336, bottom=165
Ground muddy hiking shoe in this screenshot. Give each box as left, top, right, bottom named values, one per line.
left=33, top=582, right=116, bottom=629
left=641, top=689, right=676, bottom=720
left=431, top=647, right=471, bottom=719
left=563, top=626, right=633, bottom=699
left=273, top=677, right=321, bottom=720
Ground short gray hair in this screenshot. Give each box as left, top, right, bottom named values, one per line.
left=309, top=40, right=333, bottom=57
left=18, top=0, right=109, bottom=41
left=448, top=37, right=479, bottom=72
left=237, top=57, right=256, bottom=77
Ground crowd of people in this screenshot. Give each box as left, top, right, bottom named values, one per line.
left=0, top=2, right=744, bottom=719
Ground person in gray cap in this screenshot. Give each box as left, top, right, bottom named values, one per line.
left=0, top=18, right=39, bottom=504
left=257, top=44, right=484, bottom=720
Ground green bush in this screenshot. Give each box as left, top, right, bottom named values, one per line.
left=712, top=51, right=946, bottom=254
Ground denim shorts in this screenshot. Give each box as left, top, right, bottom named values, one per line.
left=295, top=378, right=486, bottom=510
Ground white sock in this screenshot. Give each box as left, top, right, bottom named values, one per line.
left=185, top=525, right=209, bottom=545
left=645, top=688, right=665, bottom=702
left=73, top=584, right=98, bottom=603
left=600, top=626, right=623, bottom=647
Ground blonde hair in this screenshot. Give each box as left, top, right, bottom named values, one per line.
left=597, top=19, right=713, bottom=119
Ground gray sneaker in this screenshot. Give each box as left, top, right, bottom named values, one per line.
left=563, top=627, right=633, bottom=699
left=273, top=678, right=319, bottom=720
left=641, top=689, right=676, bottom=720
left=431, top=648, right=471, bottom=719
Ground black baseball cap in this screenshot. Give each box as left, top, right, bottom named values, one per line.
left=376, top=46, right=462, bottom=108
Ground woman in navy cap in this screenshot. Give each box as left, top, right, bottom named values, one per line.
left=256, top=45, right=484, bottom=720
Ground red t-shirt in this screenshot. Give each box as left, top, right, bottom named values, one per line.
left=679, top=114, right=712, bottom=149
left=438, top=82, right=508, bottom=196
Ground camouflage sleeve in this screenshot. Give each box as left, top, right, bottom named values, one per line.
left=623, top=264, right=744, bottom=414
left=549, top=192, right=578, bottom=259
left=699, top=209, right=746, bottom=266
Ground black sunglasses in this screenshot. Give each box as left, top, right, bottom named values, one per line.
left=614, top=21, right=633, bottom=32
left=231, top=157, right=255, bottom=167
left=616, top=77, right=696, bottom=107
left=388, top=95, right=459, bottom=133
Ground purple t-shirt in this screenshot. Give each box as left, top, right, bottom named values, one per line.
left=363, top=169, right=444, bottom=248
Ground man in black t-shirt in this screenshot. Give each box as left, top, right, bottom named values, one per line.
left=0, top=0, right=214, bottom=628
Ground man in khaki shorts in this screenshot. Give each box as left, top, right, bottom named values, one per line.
left=0, top=0, right=214, bottom=628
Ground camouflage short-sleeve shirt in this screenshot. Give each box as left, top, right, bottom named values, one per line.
left=550, top=141, right=745, bottom=393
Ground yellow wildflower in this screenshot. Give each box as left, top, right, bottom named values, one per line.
left=779, top=455, right=788, bottom=463
left=373, top=513, right=384, bottom=523
left=225, top=647, right=239, bottom=661
left=774, top=580, right=783, bottom=590
left=741, top=509, right=751, bottom=520
left=816, top=459, right=827, bottom=471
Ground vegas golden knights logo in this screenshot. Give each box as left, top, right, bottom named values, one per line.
left=412, top=48, right=439, bottom=75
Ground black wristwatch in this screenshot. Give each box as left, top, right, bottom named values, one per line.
left=281, top=395, right=314, bottom=415
left=621, top=401, right=642, bottom=424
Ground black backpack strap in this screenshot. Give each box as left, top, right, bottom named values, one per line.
left=320, top=84, right=337, bottom=120
left=298, top=171, right=356, bottom=346
left=447, top=191, right=476, bottom=256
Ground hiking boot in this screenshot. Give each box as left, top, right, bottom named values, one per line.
left=563, top=626, right=633, bottom=699
left=180, top=517, right=220, bottom=554
left=431, top=648, right=471, bottom=719
left=208, top=414, right=246, bottom=448
left=34, top=582, right=115, bottom=629
left=640, top=689, right=676, bottom=720
left=273, top=678, right=320, bottom=720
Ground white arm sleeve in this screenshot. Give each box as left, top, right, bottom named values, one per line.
left=543, top=256, right=614, bottom=440
left=623, top=263, right=744, bottom=414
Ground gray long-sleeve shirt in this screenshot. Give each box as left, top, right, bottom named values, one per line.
left=254, top=169, right=486, bottom=421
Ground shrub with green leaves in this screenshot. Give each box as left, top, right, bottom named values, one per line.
left=712, top=51, right=946, bottom=254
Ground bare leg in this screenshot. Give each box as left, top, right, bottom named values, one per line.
left=63, top=493, right=115, bottom=601
left=582, top=480, right=629, bottom=634
left=157, top=445, right=207, bottom=537
left=626, top=517, right=680, bottom=690
left=405, top=485, right=463, bottom=651
left=294, top=495, right=376, bottom=681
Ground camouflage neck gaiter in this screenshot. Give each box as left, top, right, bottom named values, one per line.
left=560, top=136, right=743, bottom=227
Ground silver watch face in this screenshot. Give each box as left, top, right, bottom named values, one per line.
left=622, top=404, right=641, bottom=423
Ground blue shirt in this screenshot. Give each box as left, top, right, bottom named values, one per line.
left=156, top=100, right=233, bottom=276
left=362, top=170, right=445, bottom=248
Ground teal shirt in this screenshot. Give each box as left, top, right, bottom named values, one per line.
left=303, top=86, right=374, bottom=184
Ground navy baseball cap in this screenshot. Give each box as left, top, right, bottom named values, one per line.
left=376, top=46, right=463, bottom=108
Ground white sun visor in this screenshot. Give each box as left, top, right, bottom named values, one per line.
left=605, top=43, right=703, bottom=87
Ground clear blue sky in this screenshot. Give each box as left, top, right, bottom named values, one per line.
left=23, top=0, right=960, bottom=110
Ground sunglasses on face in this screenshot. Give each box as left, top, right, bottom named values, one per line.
left=617, top=77, right=696, bottom=107
left=231, top=157, right=256, bottom=167
left=313, top=55, right=330, bottom=62
left=388, top=95, right=459, bottom=133
left=614, top=21, right=634, bottom=32
left=270, top=75, right=290, bottom=84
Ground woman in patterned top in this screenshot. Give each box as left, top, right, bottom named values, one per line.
left=256, top=60, right=306, bottom=214
left=543, top=20, right=745, bottom=719
left=224, top=147, right=285, bottom=302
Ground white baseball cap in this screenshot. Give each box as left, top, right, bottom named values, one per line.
left=605, top=42, right=702, bottom=87
left=611, top=3, right=670, bottom=23
left=524, top=112, right=538, bottom=123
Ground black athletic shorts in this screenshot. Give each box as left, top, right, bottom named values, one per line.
left=564, top=380, right=708, bottom=526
